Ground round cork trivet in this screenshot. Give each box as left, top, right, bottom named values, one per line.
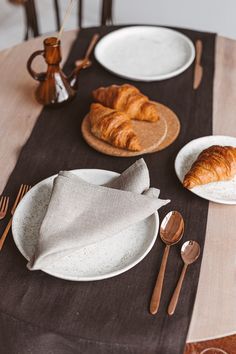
left=81, top=103, right=180, bottom=157
left=81, top=115, right=167, bottom=157
left=151, top=103, right=181, bottom=152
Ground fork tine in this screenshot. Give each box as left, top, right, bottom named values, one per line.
left=20, top=185, right=27, bottom=198
left=12, top=185, right=26, bottom=213
left=10, top=184, right=31, bottom=215
left=1, top=197, right=7, bottom=213
left=20, top=185, right=27, bottom=199
left=17, top=187, right=28, bottom=207
left=0, top=196, right=3, bottom=211
left=11, top=184, right=24, bottom=214
left=19, top=185, right=30, bottom=202
left=4, top=197, right=9, bottom=213
left=12, top=184, right=24, bottom=211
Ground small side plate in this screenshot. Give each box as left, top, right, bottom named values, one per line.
left=175, top=135, right=236, bottom=204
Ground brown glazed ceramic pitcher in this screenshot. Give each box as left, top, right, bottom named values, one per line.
left=27, top=37, right=81, bottom=107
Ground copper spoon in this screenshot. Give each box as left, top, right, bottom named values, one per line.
left=75, top=33, right=100, bottom=71
left=168, top=240, right=200, bottom=316
left=150, top=211, right=184, bottom=315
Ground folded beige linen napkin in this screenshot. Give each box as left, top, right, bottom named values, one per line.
left=28, top=159, right=170, bottom=271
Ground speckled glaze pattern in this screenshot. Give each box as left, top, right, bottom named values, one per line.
left=95, top=26, right=195, bottom=81
left=12, top=169, right=159, bottom=281
left=175, top=136, right=236, bottom=204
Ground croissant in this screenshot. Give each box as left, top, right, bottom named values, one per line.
left=183, top=145, right=236, bottom=189
left=92, top=84, right=160, bottom=122
left=88, top=103, right=141, bottom=151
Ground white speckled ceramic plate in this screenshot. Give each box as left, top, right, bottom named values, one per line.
left=12, top=169, right=159, bottom=281
left=95, top=26, right=195, bottom=81
left=175, top=136, right=236, bottom=204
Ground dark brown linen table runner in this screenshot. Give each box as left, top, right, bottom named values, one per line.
left=0, top=26, right=215, bottom=354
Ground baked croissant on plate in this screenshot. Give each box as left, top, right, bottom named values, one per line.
left=88, top=103, right=141, bottom=151
left=183, top=145, right=236, bottom=189
left=92, top=84, right=160, bottom=122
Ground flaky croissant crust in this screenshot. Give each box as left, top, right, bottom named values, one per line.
left=92, top=84, right=160, bottom=122
left=183, top=145, right=236, bottom=189
left=88, top=103, right=141, bottom=151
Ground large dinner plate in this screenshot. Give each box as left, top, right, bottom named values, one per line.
left=95, top=26, right=195, bottom=81
left=175, top=136, right=236, bottom=204
left=12, top=169, right=159, bottom=281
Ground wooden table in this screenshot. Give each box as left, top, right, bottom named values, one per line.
left=0, top=30, right=236, bottom=353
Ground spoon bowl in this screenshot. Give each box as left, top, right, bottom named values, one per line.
left=160, top=211, right=184, bottom=245
left=181, top=240, right=200, bottom=265
left=75, top=58, right=92, bottom=70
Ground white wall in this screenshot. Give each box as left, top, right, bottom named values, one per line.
left=113, top=0, right=236, bottom=38
left=0, top=0, right=236, bottom=50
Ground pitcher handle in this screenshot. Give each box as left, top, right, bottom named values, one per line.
left=27, top=50, right=46, bottom=81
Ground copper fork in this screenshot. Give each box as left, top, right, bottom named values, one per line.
left=0, top=184, right=31, bottom=250
left=0, top=196, right=9, bottom=220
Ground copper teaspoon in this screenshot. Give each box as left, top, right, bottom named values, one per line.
left=75, top=33, right=100, bottom=71
left=168, top=240, right=200, bottom=315
left=150, top=211, right=184, bottom=315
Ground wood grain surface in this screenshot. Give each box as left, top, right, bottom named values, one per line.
left=0, top=30, right=236, bottom=350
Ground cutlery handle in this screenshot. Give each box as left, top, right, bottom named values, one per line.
left=150, top=244, right=170, bottom=314
left=196, top=40, right=203, bottom=65
left=85, top=33, right=100, bottom=59
left=0, top=217, right=13, bottom=250
left=168, top=263, right=188, bottom=315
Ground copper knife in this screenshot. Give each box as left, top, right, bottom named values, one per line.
left=193, top=39, right=203, bottom=90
